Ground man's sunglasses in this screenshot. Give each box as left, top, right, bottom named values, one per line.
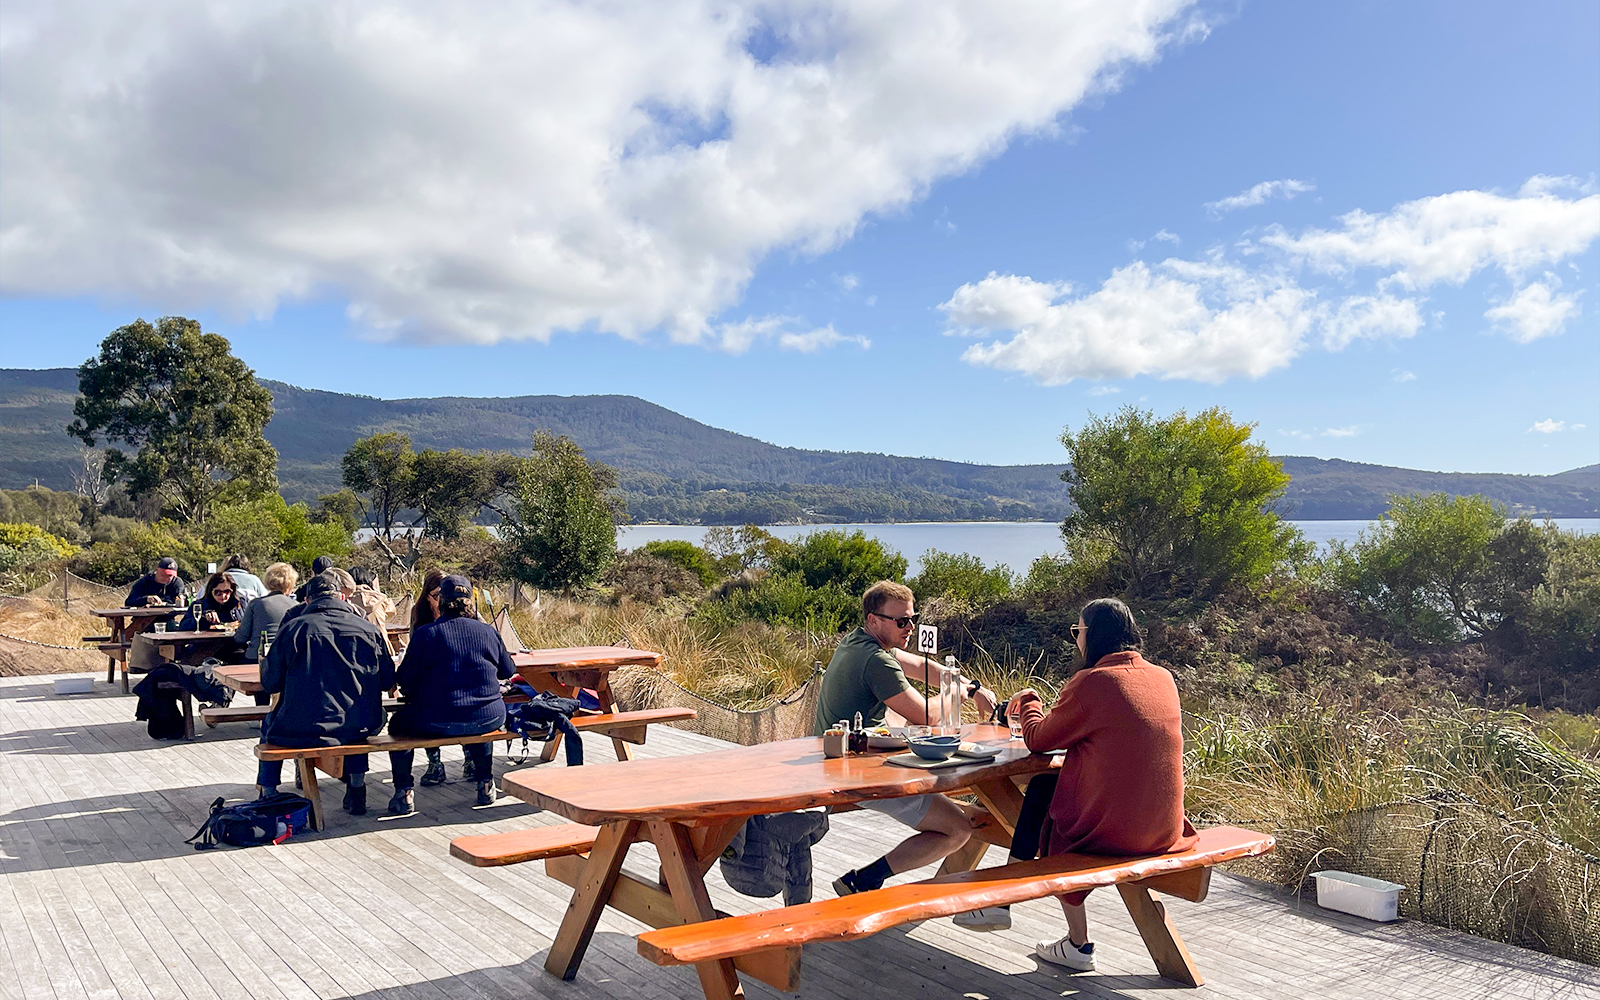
left=869, top=611, right=920, bottom=629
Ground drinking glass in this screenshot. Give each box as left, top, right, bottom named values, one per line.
left=1009, top=718, right=1024, bottom=741
left=152, top=621, right=167, bottom=634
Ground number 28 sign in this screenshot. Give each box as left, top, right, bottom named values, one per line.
left=916, top=623, right=939, bottom=655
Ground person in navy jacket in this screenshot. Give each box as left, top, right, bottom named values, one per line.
left=385, top=575, right=515, bottom=814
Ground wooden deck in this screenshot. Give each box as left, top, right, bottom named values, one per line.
left=2, top=673, right=1596, bottom=1000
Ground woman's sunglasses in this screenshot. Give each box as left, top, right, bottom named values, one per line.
left=869, top=611, right=920, bottom=629
left=212, top=587, right=233, bottom=597
left=1069, top=623, right=1082, bottom=640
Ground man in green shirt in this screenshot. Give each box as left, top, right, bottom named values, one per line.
left=818, top=581, right=1007, bottom=930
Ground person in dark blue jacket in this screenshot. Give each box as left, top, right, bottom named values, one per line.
left=385, top=575, right=515, bottom=814
left=256, top=572, right=396, bottom=815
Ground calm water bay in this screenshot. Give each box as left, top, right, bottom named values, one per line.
left=618, top=519, right=1600, bottom=577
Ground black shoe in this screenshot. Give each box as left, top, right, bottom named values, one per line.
left=419, top=760, right=447, bottom=786
left=388, top=788, right=415, bottom=815
left=342, top=785, right=367, bottom=815
left=475, top=780, right=495, bottom=807
left=832, top=870, right=865, bottom=896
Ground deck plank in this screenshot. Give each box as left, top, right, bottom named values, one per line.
left=2, top=674, right=1597, bottom=1000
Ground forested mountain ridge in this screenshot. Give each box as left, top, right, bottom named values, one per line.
left=1, top=368, right=1594, bottom=521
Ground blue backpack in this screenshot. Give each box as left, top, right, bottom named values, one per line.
left=186, top=793, right=314, bottom=849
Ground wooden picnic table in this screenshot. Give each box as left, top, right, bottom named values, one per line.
left=509, top=645, right=662, bottom=762
left=89, top=606, right=180, bottom=692
left=501, top=722, right=1046, bottom=999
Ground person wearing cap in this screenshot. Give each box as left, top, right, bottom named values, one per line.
left=293, top=555, right=337, bottom=602
left=383, top=575, right=515, bottom=814
left=255, top=570, right=396, bottom=815
left=127, top=557, right=189, bottom=608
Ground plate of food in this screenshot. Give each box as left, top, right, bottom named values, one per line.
left=864, top=726, right=909, bottom=750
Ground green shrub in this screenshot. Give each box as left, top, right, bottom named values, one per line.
left=71, top=520, right=210, bottom=584
left=1059, top=406, right=1301, bottom=597
left=639, top=539, right=719, bottom=587
left=771, top=529, right=906, bottom=593
left=910, top=549, right=1015, bottom=604
left=0, top=522, right=79, bottom=575
left=698, top=570, right=862, bottom=635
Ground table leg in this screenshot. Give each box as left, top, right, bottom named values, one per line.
left=595, top=677, right=633, bottom=761
left=106, top=618, right=121, bottom=686
left=297, top=760, right=324, bottom=831
left=1116, top=882, right=1204, bottom=987
left=649, top=821, right=743, bottom=1000
left=545, top=820, right=641, bottom=981
left=180, top=691, right=195, bottom=740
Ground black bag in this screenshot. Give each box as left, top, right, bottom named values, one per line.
left=503, top=682, right=584, bottom=766
left=186, top=793, right=315, bottom=849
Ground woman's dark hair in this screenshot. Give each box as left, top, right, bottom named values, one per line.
left=1080, top=597, right=1141, bottom=669
left=204, top=572, right=238, bottom=605
left=410, top=569, right=446, bottom=629
left=223, top=553, right=250, bottom=572
left=350, top=566, right=376, bottom=588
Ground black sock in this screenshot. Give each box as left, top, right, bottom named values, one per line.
left=854, top=856, right=894, bottom=891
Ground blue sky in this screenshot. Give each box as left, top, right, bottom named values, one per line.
left=2, top=0, right=1596, bottom=475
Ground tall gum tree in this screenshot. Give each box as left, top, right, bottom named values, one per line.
left=68, top=317, right=277, bottom=525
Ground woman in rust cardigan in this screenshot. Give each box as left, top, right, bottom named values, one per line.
left=1005, top=598, right=1197, bottom=972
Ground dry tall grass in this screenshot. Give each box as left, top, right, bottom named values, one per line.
left=509, top=597, right=835, bottom=708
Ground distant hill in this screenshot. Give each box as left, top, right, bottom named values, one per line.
left=1, top=367, right=1594, bottom=521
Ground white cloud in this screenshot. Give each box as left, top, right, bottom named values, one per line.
left=1573, top=423, right=1588, bottom=431
left=1205, top=179, right=1314, bottom=217
left=1484, top=279, right=1582, bottom=342
left=945, top=176, right=1596, bottom=385
left=713, top=315, right=865, bottom=354
left=1392, top=369, right=1416, bottom=382
left=1322, top=425, right=1360, bottom=438
left=1127, top=229, right=1181, bottom=252
left=1088, top=385, right=1121, bottom=395
left=834, top=273, right=860, bottom=293
left=0, top=0, right=1202, bottom=346
left=946, top=260, right=1313, bottom=384
left=1321, top=295, right=1424, bottom=350
left=1529, top=419, right=1565, bottom=434
left=1261, top=180, right=1600, bottom=289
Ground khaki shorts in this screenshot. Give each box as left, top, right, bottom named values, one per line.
left=860, top=793, right=935, bottom=828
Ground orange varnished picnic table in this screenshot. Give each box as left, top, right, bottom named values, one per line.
left=508, top=645, right=662, bottom=762
left=501, top=722, right=1046, bottom=999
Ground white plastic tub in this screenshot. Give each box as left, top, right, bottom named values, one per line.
left=1313, top=870, right=1402, bottom=922
left=54, top=676, right=94, bottom=695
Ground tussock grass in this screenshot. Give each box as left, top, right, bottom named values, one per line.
left=509, top=596, right=834, bottom=709
left=0, top=597, right=105, bottom=648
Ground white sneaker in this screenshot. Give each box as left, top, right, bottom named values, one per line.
left=1035, top=936, right=1095, bottom=971
left=952, top=905, right=1011, bottom=931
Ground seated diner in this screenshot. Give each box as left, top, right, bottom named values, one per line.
left=255, top=571, right=396, bottom=815
left=1003, top=597, right=1198, bottom=972
left=384, top=575, right=515, bottom=815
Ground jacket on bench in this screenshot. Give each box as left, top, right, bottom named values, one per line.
left=260, top=594, right=396, bottom=747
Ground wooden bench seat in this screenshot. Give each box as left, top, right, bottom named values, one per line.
left=450, top=823, right=601, bottom=867
left=637, top=824, right=1274, bottom=988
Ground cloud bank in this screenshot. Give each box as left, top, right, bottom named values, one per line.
left=0, top=0, right=1201, bottom=347
left=947, top=178, right=1600, bottom=384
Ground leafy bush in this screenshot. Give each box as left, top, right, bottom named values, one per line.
left=500, top=432, right=624, bottom=592
left=702, top=524, right=788, bottom=574
left=0, top=487, right=91, bottom=545
left=771, top=529, right=906, bottom=593
left=71, top=519, right=210, bottom=584
left=910, top=549, right=1015, bottom=604
left=639, top=540, right=719, bottom=587
left=1060, top=406, right=1303, bottom=597
left=697, top=570, right=862, bottom=635
left=0, top=522, right=79, bottom=575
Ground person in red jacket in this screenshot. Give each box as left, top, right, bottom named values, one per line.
left=1005, top=597, right=1197, bottom=972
